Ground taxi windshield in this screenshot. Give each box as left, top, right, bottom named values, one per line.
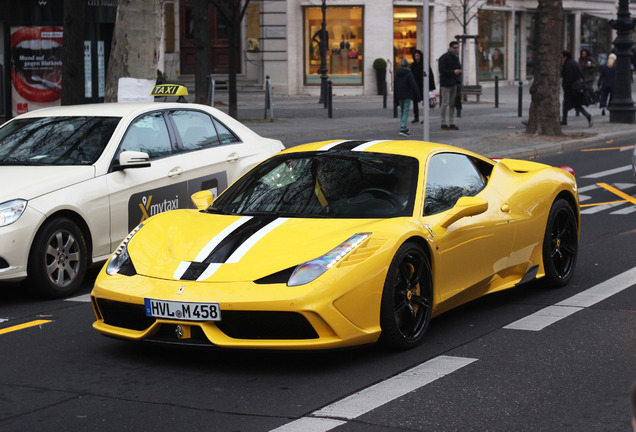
left=0, top=116, right=120, bottom=166
left=211, top=151, right=419, bottom=218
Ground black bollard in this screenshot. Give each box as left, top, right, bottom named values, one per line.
left=393, top=95, right=398, bottom=118
left=383, top=81, right=387, bottom=109
left=494, top=76, right=499, bottom=108
left=328, top=81, right=333, bottom=118
left=518, top=81, right=523, bottom=117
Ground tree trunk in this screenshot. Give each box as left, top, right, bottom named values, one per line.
left=104, top=0, right=162, bottom=102
left=526, top=0, right=563, bottom=136
left=193, top=0, right=211, bottom=104
left=61, top=0, right=87, bottom=105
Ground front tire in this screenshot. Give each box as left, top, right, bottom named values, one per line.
left=379, top=242, right=432, bottom=349
left=27, top=217, right=88, bottom=298
left=542, top=198, right=578, bottom=287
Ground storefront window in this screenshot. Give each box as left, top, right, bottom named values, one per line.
left=394, top=8, right=418, bottom=71
left=582, top=15, right=611, bottom=65
left=478, top=10, right=507, bottom=81
left=304, top=6, right=363, bottom=85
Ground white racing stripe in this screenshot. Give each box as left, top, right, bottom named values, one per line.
left=352, top=140, right=389, bottom=151
left=195, top=216, right=253, bottom=262
left=226, top=218, right=289, bottom=263
left=505, top=266, right=636, bottom=331
left=269, top=355, right=477, bottom=432
left=318, top=140, right=349, bottom=151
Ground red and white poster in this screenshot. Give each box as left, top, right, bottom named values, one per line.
left=11, top=26, right=63, bottom=116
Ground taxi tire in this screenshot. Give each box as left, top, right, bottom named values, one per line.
left=27, top=217, right=88, bottom=298
left=379, top=242, right=432, bottom=350
left=542, top=198, right=578, bottom=287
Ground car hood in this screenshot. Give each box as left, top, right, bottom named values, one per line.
left=128, top=210, right=393, bottom=282
left=0, top=166, right=95, bottom=203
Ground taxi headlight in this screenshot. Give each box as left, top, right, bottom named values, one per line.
left=106, top=224, right=143, bottom=276
left=287, top=233, right=370, bottom=287
left=0, top=200, right=27, bottom=227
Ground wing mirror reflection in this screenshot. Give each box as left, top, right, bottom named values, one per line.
left=438, top=196, right=488, bottom=228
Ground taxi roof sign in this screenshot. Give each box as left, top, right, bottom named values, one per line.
left=150, top=84, right=189, bottom=99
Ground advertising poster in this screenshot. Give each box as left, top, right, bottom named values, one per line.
left=11, top=26, right=63, bottom=116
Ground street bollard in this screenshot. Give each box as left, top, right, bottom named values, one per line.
left=264, top=75, right=274, bottom=121
left=518, top=81, right=523, bottom=117
left=328, top=81, right=333, bottom=118
left=494, top=76, right=499, bottom=108
left=383, top=81, right=387, bottom=109
left=393, top=95, right=398, bottom=118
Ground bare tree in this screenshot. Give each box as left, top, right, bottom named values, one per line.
left=448, top=0, right=485, bottom=35
left=61, top=0, right=87, bottom=105
left=209, top=0, right=251, bottom=119
left=104, top=0, right=162, bottom=102
left=526, top=0, right=563, bottom=136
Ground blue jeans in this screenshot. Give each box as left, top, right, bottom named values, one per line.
left=399, top=99, right=411, bottom=131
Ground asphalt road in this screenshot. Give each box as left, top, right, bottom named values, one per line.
left=1, top=138, right=634, bottom=432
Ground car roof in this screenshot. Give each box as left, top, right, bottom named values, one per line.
left=14, top=102, right=214, bottom=119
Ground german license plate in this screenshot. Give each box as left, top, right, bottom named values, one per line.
left=144, top=298, right=221, bottom=321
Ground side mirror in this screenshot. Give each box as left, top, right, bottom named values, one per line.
left=438, top=196, right=488, bottom=228
left=191, top=190, right=214, bottom=210
left=113, top=150, right=151, bottom=171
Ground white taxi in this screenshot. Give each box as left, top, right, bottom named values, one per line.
left=0, top=86, right=284, bottom=297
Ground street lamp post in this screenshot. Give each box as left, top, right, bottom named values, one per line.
left=318, top=0, right=328, bottom=105
left=608, top=0, right=636, bottom=123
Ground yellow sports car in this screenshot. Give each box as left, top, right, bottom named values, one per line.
left=91, top=139, right=579, bottom=350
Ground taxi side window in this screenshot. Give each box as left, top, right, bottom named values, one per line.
left=424, top=153, right=486, bottom=215
left=171, top=110, right=221, bottom=151
left=120, top=112, right=172, bottom=159
left=212, top=118, right=241, bottom=145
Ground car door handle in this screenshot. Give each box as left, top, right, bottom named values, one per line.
left=226, top=152, right=240, bottom=162
left=168, top=166, right=184, bottom=177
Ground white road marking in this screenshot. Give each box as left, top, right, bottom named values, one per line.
left=65, top=294, right=91, bottom=302
left=611, top=206, right=636, bottom=214
left=269, top=356, right=477, bottom=432
left=581, top=165, right=631, bottom=179
left=581, top=202, right=627, bottom=214
left=504, top=266, right=636, bottom=331
left=0, top=318, right=8, bottom=323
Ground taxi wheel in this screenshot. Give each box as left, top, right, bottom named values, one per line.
left=27, top=217, right=88, bottom=298
left=379, top=242, right=432, bottom=350
left=542, top=198, right=578, bottom=287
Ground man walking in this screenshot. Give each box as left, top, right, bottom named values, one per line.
left=394, top=57, right=420, bottom=137
left=438, top=41, right=462, bottom=130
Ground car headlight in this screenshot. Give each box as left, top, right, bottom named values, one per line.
left=287, top=233, right=370, bottom=287
left=0, top=199, right=27, bottom=227
left=106, top=224, right=143, bottom=276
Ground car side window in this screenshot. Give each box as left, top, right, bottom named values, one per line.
left=171, top=110, right=221, bottom=151
left=212, top=118, right=241, bottom=145
left=424, top=153, right=486, bottom=215
left=119, top=112, right=172, bottom=159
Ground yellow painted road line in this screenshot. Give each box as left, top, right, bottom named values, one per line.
left=580, top=200, right=627, bottom=208
left=582, top=145, right=634, bottom=151
left=0, top=319, right=53, bottom=335
left=597, top=182, right=636, bottom=205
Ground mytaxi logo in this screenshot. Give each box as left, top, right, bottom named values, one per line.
left=139, top=195, right=153, bottom=223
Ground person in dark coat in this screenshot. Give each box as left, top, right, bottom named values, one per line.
left=598, top=53, right=616, bottom=116
left=394, top=57, right=420, bottom=136
left=438, top=41, right=462, bottom=130
left=578, top=49, right=598, bottom=91
left=410, top=49, right=436, bottom=123
left=561, top=50, right=592, bottom=127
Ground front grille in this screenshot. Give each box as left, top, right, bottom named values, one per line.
left=96, top=299, right=155, bottom=331
left=146, top=324, right=213, bottom=347
left=216, top=311, right=318, bottom=340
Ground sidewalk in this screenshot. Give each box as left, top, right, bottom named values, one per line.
left=214, top=83, right=636, bottom=159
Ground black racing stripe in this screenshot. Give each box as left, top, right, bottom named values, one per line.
left=328, top=140, right=368, bottom=151
left=181, top=262, right=209, bottom=281
left=202, top=216, right=278, bottom=264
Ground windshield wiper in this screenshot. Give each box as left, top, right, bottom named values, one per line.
left=205, top=207, right=235, bottom=215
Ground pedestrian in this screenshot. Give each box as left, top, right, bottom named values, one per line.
left=394, top=57, right=420, bottom=137
left=561, top=50, right=593, bottom=127
left=410, top=49, right=424, bottom=124
left=409, top=50, right=436, bottom=122
left=578, top=49, right=598, bottom=92
left=598, top=53, right=616, bottom=116
left=438, top=41, right=462, bottom=130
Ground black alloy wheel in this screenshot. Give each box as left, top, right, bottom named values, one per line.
left=379, top=242, right=432, bottom=349
left=542, top=198, right=578, bottom=287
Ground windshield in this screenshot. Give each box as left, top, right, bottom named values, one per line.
left=211, top=151, right=419, bottom=218
left=0, top=116, right=120, bottom=165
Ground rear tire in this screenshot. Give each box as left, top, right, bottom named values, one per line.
left=379, top=242, right=432, bottom=349
left=542, top=198, right=578, bottom=287
left=27, top=217, right=88, bottom=298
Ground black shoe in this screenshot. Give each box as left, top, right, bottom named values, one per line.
left=601, top=108, right=606, bottom=116
left=587, top=115, right=593, bottom=127
left=560, top=121, right=567, bottom=126
left=441, top=124, right=450, bottom=130
left=399, top=129, right=411, bottom=137
left=411, top=119, right=419, bottom=124
left=449, top=124, right=459, bottom=130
